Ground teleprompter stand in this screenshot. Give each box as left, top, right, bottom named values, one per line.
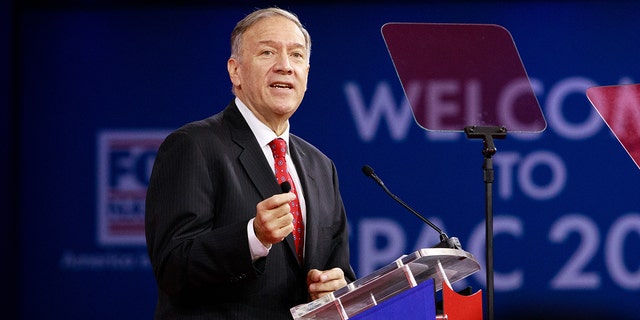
left=381, top=23, right=547, bottom=320
left=464, top=125, right=507, bottom=320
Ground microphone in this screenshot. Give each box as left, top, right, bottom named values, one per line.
left=280, top=181, right=292, bottom=193
left=361, top=165, right=461, bottom=250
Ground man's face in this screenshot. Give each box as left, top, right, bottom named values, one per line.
left=228, top=15, right=310, bottom=127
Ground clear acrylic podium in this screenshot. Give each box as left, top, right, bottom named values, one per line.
left=290, top=248, right=480, bottom=320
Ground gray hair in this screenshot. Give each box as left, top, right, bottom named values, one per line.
left=230, top=7, right=311, bottom=61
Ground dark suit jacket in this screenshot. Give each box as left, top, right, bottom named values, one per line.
left=145, top=101, right=355, bottom=319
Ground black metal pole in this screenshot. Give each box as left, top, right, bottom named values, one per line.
left=464, top=125, right=507, bottom=320
left=483, top=154, right=495, bottom=320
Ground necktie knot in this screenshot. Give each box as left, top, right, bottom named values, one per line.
left=269, top=138, right=287, bottom=159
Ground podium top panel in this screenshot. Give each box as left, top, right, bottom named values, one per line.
left=342, top=247, right=479, bottom=294
left=290, top=248, right=480, bottom=319
left=381, top=22, right=547, bottom=133
left=587, top=84, right=640, bottom=169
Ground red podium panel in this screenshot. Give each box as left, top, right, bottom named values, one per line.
left=443, top=281, right=483, bottom=320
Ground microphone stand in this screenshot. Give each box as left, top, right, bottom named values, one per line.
left=464, top=125, right=507, bottom=320
left=362, top=165, right=462, bottom=250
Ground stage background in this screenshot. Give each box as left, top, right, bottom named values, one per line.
left=6, top=1, right=640, bottom=319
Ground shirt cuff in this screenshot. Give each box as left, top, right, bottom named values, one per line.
left=247, top=218, right=271, bottom=262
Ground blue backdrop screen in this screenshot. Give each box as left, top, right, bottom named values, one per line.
left=19, top=3, right=640, bottom=319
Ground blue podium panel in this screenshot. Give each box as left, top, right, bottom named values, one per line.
left=351, top=279, right=436, bottom=320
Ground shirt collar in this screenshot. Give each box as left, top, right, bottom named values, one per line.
left=235, top=97, right=290, bottom=150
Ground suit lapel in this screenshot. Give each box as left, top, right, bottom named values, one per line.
left=225, top=102, right=302, bottom=265
left=225, top=103, right=280, bottom=199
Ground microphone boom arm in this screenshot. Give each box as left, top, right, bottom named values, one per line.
left=362, top=165, right=461, bottom=250
left=381, top=181, right=447, bottom=241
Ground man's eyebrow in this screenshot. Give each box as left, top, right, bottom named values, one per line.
left=258, top=40, right=306, bottom=49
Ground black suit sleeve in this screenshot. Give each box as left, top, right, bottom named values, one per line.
left=145, top=130, right=256, bottom=296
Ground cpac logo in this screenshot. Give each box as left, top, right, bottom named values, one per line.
left=96, top=130, right=169, bottom=246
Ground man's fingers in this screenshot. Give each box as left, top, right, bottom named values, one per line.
left=307, top=268, right=347, bottom=300
left=254, top=194, right=297, bottom=245
left=260, top=193, right=296, bottom=211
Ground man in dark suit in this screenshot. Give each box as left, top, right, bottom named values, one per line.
left=145, top=7, right=356, bottom=319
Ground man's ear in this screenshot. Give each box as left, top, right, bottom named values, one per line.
left=227, top=58, right=240, bottom=86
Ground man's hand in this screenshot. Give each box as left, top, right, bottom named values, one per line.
left=253, top=193, right=295, bottom=246
left=307, top=268, right=347, bottom=300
